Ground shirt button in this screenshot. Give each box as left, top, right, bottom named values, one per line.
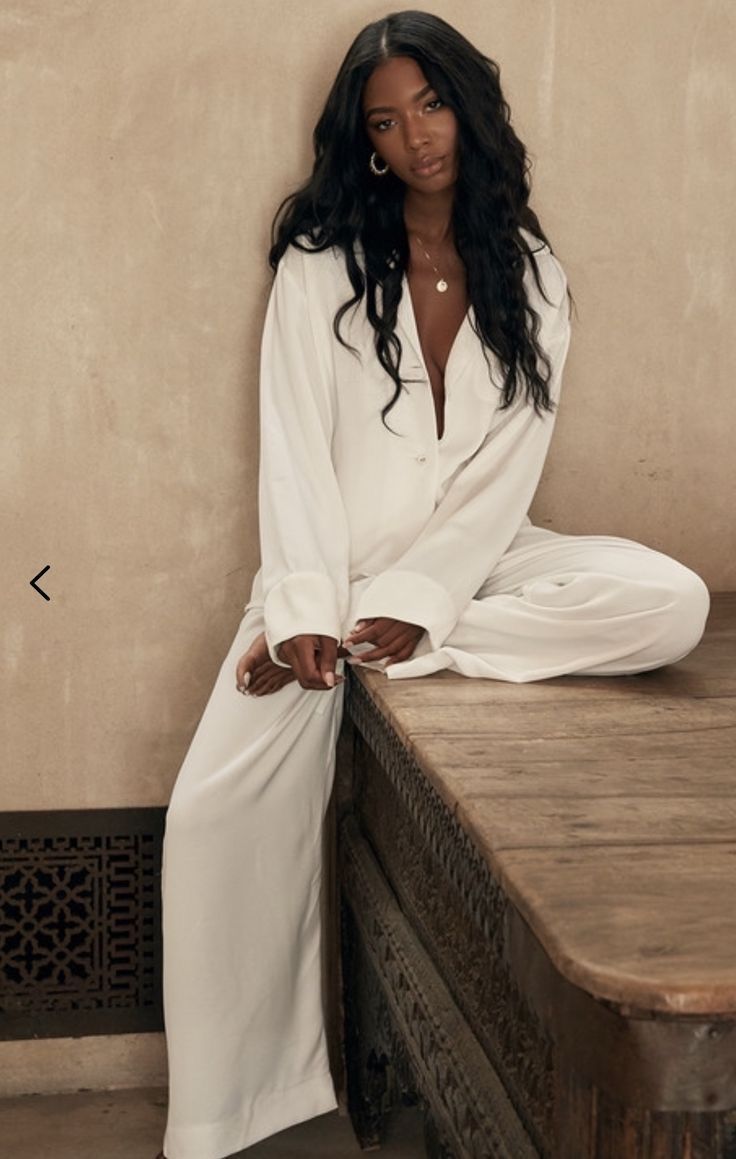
left=416, top=454, right=427, bottom=464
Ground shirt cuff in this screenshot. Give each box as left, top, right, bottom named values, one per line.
left=354, top=569, right=457, bottom=652
left=263, top=571, right=342, bottom=666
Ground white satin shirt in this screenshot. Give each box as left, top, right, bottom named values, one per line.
left=246, top=231, right=571, bottom=665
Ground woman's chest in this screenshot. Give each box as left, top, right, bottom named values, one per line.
left=407, top=266, right=468, bottom=371
left=330, top=293, right=498, bottom=500
left=307, top=249, right=499, bottom=475
left=407, top=260, right=465, bottom=373
left=406, top=264, right=469, bottom=438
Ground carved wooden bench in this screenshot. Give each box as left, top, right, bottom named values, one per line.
left=333, top=593, right=736, bottom=1158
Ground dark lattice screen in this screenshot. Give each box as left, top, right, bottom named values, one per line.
left=0, top=809, right=165, bottom=1040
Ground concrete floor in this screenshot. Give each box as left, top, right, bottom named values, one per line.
left=0, top=1085, right=427, bottom=1159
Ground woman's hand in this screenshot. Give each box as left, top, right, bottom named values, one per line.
left=235, top=632, right=297, bottom=697
left=343, top=617, right=424, bottom=665
left=277, top=634, right=349, bottom=691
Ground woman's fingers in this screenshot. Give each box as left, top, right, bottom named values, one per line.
left=279, top=634, right=343, bottom=690
left=239, top=623, right=420, bottom=689
left=279, top=637, right=319, bottom=686
left=236, top=633, right=346, bottom=696
left=349, top=642, right=399, bottom=663
left=344, top=617, right=422, bottom=650
left=316, top=636, right=345, bottom=688
left=317, top=636, right=339, bottom=688
left=387, top=640, right=420, bottom=664
left=235, top=643, right=260, bottom=689
left=251, top=671, right=296, bottom=696
left=249, top=667, right=296, bottom=696
left=347, top=622, right=424, bottom=665
left=343, top=618, right=375, bottom=645
left=345, top=621, right=401, bottom=650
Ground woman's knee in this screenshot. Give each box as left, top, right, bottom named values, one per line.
left=651, top=559, right=710, bottom=665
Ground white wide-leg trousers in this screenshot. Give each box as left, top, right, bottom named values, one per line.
left=160, top=527, right=709, bottom=1159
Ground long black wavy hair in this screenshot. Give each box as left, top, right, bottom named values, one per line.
left=269, top=9, right=569, bottom=426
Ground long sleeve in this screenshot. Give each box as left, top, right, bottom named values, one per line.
left=258, top=246, right=350, bottom=664
left=353, top=250, right=571, bottom=650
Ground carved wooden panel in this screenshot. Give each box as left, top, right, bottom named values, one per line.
left=347, top=675, right=553, bottom=1149
left=340, top=809, right=538, bottom=1157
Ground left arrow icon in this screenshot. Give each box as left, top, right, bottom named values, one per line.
left=30, top=565, right=51, bottom=601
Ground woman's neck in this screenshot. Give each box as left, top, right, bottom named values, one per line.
left=403, top=187, right=455, bottom=246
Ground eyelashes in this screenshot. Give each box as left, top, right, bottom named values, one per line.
left=370, top=97, right=445, bottom=133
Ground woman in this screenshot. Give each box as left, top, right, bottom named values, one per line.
left=158, top=11, right=709, bottom=1158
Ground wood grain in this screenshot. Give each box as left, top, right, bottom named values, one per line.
left=351, top=593, right=736, bottom=1016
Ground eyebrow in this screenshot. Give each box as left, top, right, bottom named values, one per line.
left=364, top=82, right=433, bottom=119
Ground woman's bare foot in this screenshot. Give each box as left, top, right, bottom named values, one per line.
left=235, top=631, right=298, bottom=697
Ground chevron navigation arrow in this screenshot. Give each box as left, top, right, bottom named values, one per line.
left=30, top=565, right=51, bottom=601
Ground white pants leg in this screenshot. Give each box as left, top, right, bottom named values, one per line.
left=161, top=607, right=344, bottom=1159
left=381, top=524, right=711, bottom=683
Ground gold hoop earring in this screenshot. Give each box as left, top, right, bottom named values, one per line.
left=369, top=151, right=390, bottom=177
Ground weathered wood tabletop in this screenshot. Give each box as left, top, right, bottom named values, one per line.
left=336, top=592, right=736, bottom=1157
left=353, top=593, right=736, bottom=1019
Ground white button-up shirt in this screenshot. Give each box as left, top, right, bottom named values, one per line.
left=248, top=232, right=571, bottom=664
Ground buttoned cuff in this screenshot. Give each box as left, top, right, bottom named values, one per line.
left=353, top=569, right=458, bottom=651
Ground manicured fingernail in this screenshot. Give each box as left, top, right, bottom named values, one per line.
left=324, top=671, right=335, bottom=688
left=243, top=672, right=251, bottom=688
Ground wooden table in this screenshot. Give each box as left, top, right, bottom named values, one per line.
left=334, top=594, right=736, bottom=1158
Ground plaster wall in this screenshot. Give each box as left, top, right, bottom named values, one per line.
left=2, top=2, right=734, bottom=832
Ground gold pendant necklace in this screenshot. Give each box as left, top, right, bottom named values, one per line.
left=414, top=234, right=449, bottom=293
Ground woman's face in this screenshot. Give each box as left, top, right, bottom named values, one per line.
left=362, top=56, right=459, bottom=193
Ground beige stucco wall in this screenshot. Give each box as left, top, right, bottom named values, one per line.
left=3, top=0, right=734, bottom=825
